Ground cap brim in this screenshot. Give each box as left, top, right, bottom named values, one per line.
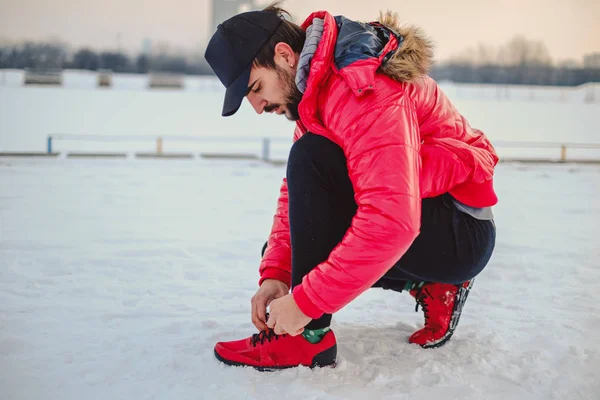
left=222, top=65, right=251, bottom=117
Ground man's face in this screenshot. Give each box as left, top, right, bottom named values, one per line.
left=246, top=63, right=303, bottom=122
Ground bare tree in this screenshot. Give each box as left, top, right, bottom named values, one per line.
left=499, top=35, right=552, bottom=83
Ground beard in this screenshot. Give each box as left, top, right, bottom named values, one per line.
left=265, top=65, right=303, bottom=121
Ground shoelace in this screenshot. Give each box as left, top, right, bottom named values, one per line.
left=251, top=329, right=284, bottom=347
left=414, top=287, right=433, bottom=317
left=414, top=288, right=439, bottom=331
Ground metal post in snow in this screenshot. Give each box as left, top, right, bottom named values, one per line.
left=47, top=136, right=52, bottom=154
left=560, top=145, right=567, bottom=162
left=262, top=138, right=270, bottom=162
left=157, top=137, right=163, bottom=155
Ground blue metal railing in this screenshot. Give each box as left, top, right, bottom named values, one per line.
left=42, top=134, right=600, bottom=163
left=46, top=133, right=292, bottom=161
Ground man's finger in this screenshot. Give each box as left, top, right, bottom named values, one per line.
left=287, top=327, right=304, bottom=337
left=266, top=315, right=276, bottom=329
left=273, top=322, right=285, bottom=335
left=256, top=298, right=268, bottom=324
left=251, top=299, right=268, bottom=331
left=251, top=313, right=265, bottom=330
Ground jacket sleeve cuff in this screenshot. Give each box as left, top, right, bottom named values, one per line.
left=292, top=284, right=325, bottom=319
left=258, top=267, right=291, bottom=288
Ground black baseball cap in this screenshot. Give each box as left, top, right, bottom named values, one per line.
left=205, top=11, right=284, bottom=117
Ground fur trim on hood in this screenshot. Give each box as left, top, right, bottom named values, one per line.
left=376, top=11, right=434, bottom=83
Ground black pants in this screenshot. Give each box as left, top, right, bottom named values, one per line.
left=264, top=133, right=496, bottom=330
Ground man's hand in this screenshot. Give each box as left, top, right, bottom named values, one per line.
left=251, top=279, right=289, bottom=331
left=267, top=294, right=312, bottom=336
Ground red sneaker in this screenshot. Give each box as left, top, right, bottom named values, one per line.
left=408, top=280, right=474, bottom=348
left=214, top=329, right=337, bottom=371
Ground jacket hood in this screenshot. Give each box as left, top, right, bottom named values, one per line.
left=300, top=11, right=434, bottom=89
left=375, top=11, right=434, bottom=83
left=297, top=11, right=434, bottom=131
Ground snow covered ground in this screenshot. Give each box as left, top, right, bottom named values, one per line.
left=1, top=158, right=599, bottom=400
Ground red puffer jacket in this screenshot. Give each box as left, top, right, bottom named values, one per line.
left=259, top=11, right=498, bottom=319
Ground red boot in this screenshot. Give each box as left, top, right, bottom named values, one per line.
left=408, top=280, right=474, bottom=348
left=214, top=329, right=337, bottom=371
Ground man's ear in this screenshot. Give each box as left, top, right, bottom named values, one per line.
left=274, top=42, right=296, bottom=67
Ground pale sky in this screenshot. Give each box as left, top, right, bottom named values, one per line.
left=0, top=0, right=598, bottom=63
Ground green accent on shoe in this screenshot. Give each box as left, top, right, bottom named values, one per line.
left=302, top=327, right=330, bottom=344
left=404, top=280, right=426, bottom=291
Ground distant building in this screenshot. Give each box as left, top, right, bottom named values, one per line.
left=211, top=0, right=259, bottom=34
left=558, top=59, right=580, bottom=69
left=141, top=39, right=152, bottom=56
left=583, top=53, right=600, bottom=69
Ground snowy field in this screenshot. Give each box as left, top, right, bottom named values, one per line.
left=1, top=158, right=599, bottom=400
left=1, top=71, right=600, bottom=161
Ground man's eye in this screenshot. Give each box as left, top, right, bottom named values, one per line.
left=253, top=85, right=261, bottom=93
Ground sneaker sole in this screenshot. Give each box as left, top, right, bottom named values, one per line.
left=213, top=345, right=337, bottom=372
left=419, top=279, right=474, bottom=349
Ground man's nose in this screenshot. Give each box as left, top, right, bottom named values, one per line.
left=247, top=93, right=266, bottom=114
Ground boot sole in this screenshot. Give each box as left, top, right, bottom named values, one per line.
left=214, top=344, right=337, bottom=372
left=417, top=279, right=474, bottom=349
